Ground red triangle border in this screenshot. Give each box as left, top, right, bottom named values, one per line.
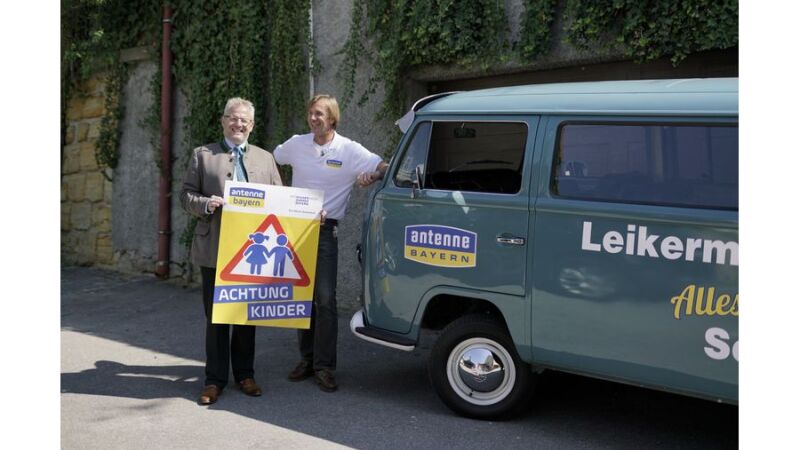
left=219, top=214, right=311, bottom=286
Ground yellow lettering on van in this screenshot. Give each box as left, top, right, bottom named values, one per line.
left=670, top=284, right=739, bottom=320
left=714, top=294, right=731, bottom=316
left=671, top=285, right=695, bottom=320
left=694, top=286, right=716, bottom=316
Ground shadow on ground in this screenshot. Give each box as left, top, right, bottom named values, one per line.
left=61, top=266, right=737, bottom=449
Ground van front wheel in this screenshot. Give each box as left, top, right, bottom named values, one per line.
left=429, top=314, right=535, bottom=419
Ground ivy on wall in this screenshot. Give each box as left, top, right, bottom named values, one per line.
left=518, top=0, right=557, bottom=60
left=63, top=0, right=314, bottom=250
left=167, top=0, right=312, bottom=247
left=65, top=0, right=738, bottom=175
left=169, top=0, right=271, bottom=147
left=338, top=0, right=508, bottom=119
left=62, top=0, right=313, bottom=179
left=563, top=0, right=739, bottom=64
left=61, top=0, right=161, bottom=178
left=267, top=0, right=314, bottom=151
left=338, top=0, right=738, bottom=135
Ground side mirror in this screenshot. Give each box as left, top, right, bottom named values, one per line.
left=411, top=164, right=424, bottom=199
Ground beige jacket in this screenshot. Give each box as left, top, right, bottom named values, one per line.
left=180, top=142, right=282, bottom=268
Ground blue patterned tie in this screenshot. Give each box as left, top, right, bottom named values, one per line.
left=232, top=146, right=248, bottom=182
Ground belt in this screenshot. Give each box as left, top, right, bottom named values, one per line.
left=322, top=218, right=338, bottom=227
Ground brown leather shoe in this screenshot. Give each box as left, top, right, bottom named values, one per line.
left=198, top=385, right=220, bottom=405
left=237, top=378, right=262, bottom=397
left=314, top=369, right=338, bottom=392
left=288, top=361, right=314, bottom=382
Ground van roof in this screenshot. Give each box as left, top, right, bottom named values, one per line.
left=418, top=78, right=738, bottom=117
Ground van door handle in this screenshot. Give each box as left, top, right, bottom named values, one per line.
left=496, top=236, right=526, bottom=246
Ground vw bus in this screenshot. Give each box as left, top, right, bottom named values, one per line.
left=350, top=78, right=738, bottom=418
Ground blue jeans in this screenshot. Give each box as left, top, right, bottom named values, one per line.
left=297, top=222, right=338, bottom=370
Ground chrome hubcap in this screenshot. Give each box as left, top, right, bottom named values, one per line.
left=447, top=337, right=515, bottom=406
left=457, top=348, right=504, bottom=392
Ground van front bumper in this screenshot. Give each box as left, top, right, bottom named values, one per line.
left=349, top=308, right=416, bottom=352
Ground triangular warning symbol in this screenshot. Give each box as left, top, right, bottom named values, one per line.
left=219, top=214, right=311, bottom=286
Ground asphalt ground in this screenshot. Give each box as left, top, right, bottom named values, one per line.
left=61, top=266, right=738, bottom=449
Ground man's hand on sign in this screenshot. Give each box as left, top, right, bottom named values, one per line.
left=320, top=209, right=327, bottom=224
left=207, top=195, right=225, bottom=214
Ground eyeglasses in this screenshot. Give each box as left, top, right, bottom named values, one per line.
left=224, top=115, right=252, bottom=125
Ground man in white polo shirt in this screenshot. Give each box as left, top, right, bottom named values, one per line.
left=274, top=94, right=387, bottom=392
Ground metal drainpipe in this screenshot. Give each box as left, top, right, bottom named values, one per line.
left=308, top=1, right=314, bottom=98
left=156, top=5, right=173, bottom=279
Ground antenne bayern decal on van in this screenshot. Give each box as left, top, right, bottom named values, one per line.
left=404, top=225, right=477, bottom=268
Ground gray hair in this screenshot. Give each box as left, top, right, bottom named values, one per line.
left=223, top=97, right=255, bottom=119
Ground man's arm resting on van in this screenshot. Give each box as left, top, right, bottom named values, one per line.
left=357, top=161, right=389, bottom=187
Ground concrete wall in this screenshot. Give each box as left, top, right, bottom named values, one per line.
left=310, top=0, right=396, bottom=310
left=110, top=60, right=192, bottom=281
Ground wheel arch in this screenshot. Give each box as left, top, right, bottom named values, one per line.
left=412, top=286, right=532, bottom=363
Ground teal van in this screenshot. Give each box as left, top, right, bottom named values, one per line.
left=350, top=78, right=738, bottom=419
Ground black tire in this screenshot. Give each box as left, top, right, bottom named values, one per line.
left=428, top=314, right=535, bottom=419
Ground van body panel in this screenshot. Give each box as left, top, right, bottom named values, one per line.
left=529, top=198, right=738, bottom=401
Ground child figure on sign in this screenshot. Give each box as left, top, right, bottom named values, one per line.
left=244, top=232, right=270, bottom=275
left=269, top=234, right=294, bottom=277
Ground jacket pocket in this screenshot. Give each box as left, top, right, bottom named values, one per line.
left=195, top=220, right=211, bottom=236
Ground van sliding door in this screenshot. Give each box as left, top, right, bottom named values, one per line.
left=530, top=117, right=739, bottom=402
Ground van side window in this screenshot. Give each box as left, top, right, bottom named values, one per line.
left=551, top=123, right=738, bottom=210
left=425, top=122, right=527, bottom=194
left=394, top=122, right=432, bottom=188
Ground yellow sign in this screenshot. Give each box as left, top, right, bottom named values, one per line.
left=212, top=181, right=324, bottom=329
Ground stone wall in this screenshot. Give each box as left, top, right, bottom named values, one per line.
left=62, top=75, right=114, bottom=266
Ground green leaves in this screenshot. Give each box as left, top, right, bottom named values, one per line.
left=518, top=0, right=557, bottom=60
left=62, top=0, right=162, bottom=174
left=266, top=0, right=310, bottom=150
left=563, top=0, right=738, bottom=65
left=338, top=0, right=508, bottom=121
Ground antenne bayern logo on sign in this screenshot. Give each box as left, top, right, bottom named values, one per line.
left=228, top=186, right=265, bottom=208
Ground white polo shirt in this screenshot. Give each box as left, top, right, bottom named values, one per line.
left=274, top=132, right=383, bottom=220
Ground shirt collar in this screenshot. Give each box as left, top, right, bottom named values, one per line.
left=223, top=138, right=247, bottom=152
left=314, top=132, right=337, bottom=146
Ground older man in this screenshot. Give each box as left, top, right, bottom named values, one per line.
left=274, top=94, right=387, bottom=392
left=181, top=97, right=283, bottom=405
